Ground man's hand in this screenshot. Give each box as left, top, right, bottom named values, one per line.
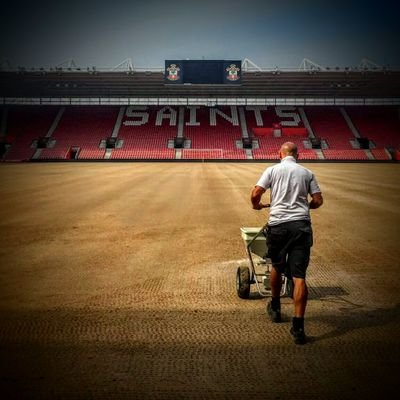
left=251, top=185, right=268, bottom=210
left=253, top=202, right=270, bottom=210
left=309, top=192, right=323, bottom=209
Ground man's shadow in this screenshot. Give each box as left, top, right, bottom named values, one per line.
left=247, top=285, right=400, bottom=343
left=307, top=287, right=400, bottom=342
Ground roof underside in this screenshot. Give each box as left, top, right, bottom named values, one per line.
left=1, top=70, right=399, bottom=99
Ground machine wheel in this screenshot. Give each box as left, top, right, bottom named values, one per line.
left=236, top=266, right=251, bottom=299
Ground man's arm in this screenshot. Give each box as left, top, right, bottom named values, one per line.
left=251, top=185, right=268, bottom=210
left=309, top=192, right=323, bottom=209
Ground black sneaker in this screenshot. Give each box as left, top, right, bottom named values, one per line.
left=267, top=301, right=281, bottom=323
left=290, top=327, right=307, bottom=345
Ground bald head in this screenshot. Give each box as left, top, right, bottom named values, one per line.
left=279, top=142, right=298, bottom=158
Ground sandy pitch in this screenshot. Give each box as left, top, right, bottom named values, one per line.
left=0, top=162, right=399, bottom=399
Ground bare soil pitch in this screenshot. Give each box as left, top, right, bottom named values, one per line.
left=0, top=162, right=399, bottom=399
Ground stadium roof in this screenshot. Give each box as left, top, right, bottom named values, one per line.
left=1, top=59, right=399, bottom=105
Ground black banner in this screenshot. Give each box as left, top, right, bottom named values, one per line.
left=164, top=60, right=241, bottom=85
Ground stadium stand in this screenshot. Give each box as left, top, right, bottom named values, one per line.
left=182, top=106, right=246, bottom=160
left=3, top=106, right=59, bottom=161
left=39, top=106, right=119, bottom=160
left=303, top=106, right=374, bottom=160
left=1, top=60, right=399, bottom=162
left=111, top=106, right=176, bottom=160
left=345, top=106, right=400, bottom=149
left=0, top=105, right=398, bottom=162
left=245, top=106, right=303, bottom=133
left=370, top=148, right=392, bottom=161
left=322, top=149, right=369, bottom=160
left=304, top=106, right=355, bottom=149
left=252, top=138, right=318, bottom=160
left=245, top=106, right=318, bottom=160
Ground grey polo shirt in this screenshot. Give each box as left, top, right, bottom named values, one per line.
left=256, top=156, right=321, bottom=226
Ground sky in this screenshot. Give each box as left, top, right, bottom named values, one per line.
left=0, top=0, right=399, bottom=69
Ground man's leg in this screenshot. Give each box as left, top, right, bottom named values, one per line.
left=290, top=276, right=308, bottom=344
left=265, top=224, right=287, bottom=323
left=267, top=265, right=283, bottom=322
left=270, top=265, right=283, bottom=298
left=292, top=277, right=308, bottom=317
left=288, top=245, right=310, bottom=344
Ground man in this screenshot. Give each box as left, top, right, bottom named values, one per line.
left=251, top=142, right=323, bottom=344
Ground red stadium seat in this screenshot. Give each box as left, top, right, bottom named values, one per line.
left=182, top=106, right=246, bottom=160
left=1, top=105, right=398, bottom=162
left=322, top=149, right=369, bottom=160
left=370, top=148, right=391, bottom=160
left=112, top=106, right=176, bottom=160
left=4, top=106, right=59, bottom=161
left=304, top=107, right=355, bottom=149
left=345, top=106, right=400, bottom=149
left=39, top=106, right=119, bottom=160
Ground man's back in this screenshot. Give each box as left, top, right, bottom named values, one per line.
left=256, top=156, right=320, bottom=225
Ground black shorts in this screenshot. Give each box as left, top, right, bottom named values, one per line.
left=265, top=220, right=313, bottom=279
